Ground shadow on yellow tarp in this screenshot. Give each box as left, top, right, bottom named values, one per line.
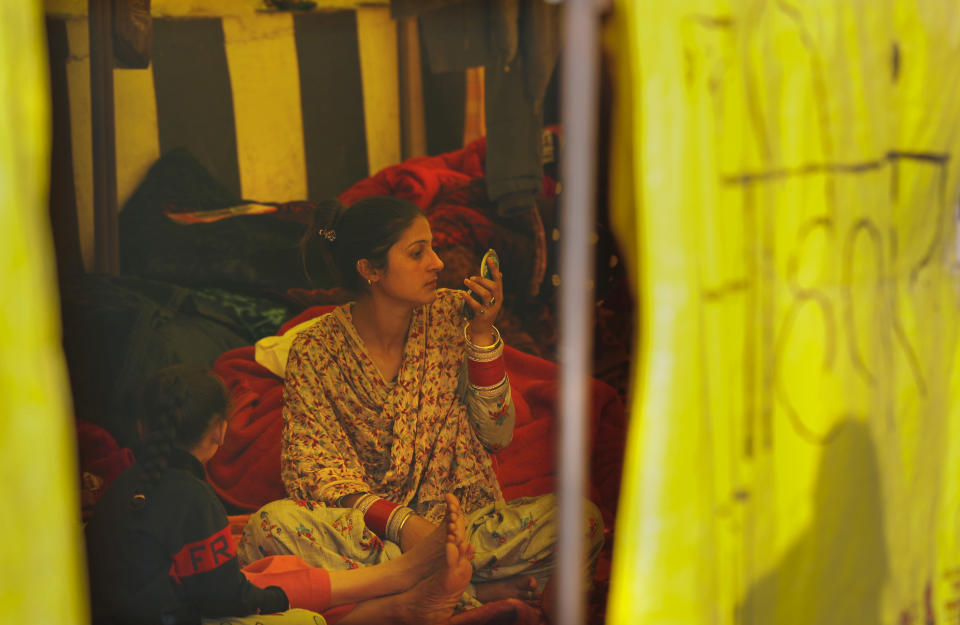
left=0, top=1, right=88, bottom=624
left=607, top=1, right=960, bottom=623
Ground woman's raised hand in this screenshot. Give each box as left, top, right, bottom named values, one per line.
left=463, top=255, right=504, bottom=345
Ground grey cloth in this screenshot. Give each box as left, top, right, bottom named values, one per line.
left=398, top=0, right=560, bottom=210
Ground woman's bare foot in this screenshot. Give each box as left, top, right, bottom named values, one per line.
left=397, top=531, right=475, bottom=624
left=336, top=496, right=474, bottom=624
left=392, top=494, right=467, bottom=589
left=474, top=575, right=541, bottom=604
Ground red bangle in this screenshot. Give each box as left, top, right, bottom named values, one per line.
left=365, top=499, right=398, bottom=537
left=468, top=355, right=505, bottom=387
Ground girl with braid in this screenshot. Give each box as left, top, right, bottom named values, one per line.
left=84, top=364, right=475, bottom=625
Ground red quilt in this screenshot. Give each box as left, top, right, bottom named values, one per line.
left=206, top=305, right=626, bottom=531
left=256, top=134, right=503, bottom=253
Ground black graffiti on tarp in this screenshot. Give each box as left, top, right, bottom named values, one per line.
left=888, top=229, right=928, bottom=397
left=688, top=14, right=734, bottom=29
left=904, top=152, right=950, bottom=283
left=840, top=218, right=885, bottom=388
left=723, top=152, right=949, bottom=186
left=723, top=159, right=887, bottom=186
left=702, top=279, right=751, bottom=300
left=709, top=151, right=950, bottom=450
left=772, top=216, right=841, bottom=445
left=779, top=0, right=838, bottom=218
left=684, top=2, right=951, bottom=451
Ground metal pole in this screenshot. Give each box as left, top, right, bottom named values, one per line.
left=555, top=0, right=600, bottom=624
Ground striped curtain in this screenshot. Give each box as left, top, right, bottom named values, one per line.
left=46, top=6, right=467, bottom=271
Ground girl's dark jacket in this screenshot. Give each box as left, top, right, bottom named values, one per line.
left=85, top=448, right=288, bottom=625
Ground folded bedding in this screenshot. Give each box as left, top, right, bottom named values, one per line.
left=120, top=135, right=547, bottom=300
left=62, top=274, right=295, bottom=448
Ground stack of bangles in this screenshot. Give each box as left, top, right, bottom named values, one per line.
left=464, top=324, right=506, bottom=390
left=352, top=493, right=416, bottom=544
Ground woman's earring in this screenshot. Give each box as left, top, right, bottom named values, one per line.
left=367, top=278, right=372, bottom=286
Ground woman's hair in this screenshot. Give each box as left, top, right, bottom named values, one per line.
left=300, top=196, right=424, bottom=292
left=131, top=364, right=230, bottom=508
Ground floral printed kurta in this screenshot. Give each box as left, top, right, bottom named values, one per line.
left=281, top=289, right=512, bottom=522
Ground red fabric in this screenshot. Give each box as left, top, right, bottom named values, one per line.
left=448, top=598, right=541, bottom=625
left=364, top=498, right=398, bottom=538
left=336, top=138, right=487, bottom=211
left=206, top=307, right=627, bottom=532
left=467, top=356, right=506, bottom=388
left=77, top=419, right=137, bottom=519
left=169, top=526, right=235, bottom=580
left=333, top=134, right=553, bottom=253
left=75, top=419, right=136, bottom=487
left=242, top=555, right=333, bottom=615
left=205, top=347, right=290, bottom=510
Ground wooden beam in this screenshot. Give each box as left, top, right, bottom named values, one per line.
left=89, top=0, right=118, bottom=273
left=397, top=16, right=426, bottom=160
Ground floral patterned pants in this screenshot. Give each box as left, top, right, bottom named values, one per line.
left=237, top=493, right=604, bottom=604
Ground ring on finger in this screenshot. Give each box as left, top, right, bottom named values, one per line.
left=479, top=308, right=486, bottom=315
left=489, top=295, right=496, bottom=305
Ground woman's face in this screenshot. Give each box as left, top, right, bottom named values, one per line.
left=375, top=216, right=444, bottom=307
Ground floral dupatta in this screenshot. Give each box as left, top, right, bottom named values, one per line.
left=281, top=289, right=503, bottom=522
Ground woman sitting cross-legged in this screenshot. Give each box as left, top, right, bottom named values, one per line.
left=84, top=364, right=475, bottom=625
left=238, top=196, right=604, bottom=612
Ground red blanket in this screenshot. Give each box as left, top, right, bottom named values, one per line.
left=242, top=135, right=502, bottom=253
left=206, top=306, right=626, bottom=529
left=336, top=135, right=531, bottom=272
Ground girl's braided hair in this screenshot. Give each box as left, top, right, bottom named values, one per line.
left=130, top=364, right=230, bottom=509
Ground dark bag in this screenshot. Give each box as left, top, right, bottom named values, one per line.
left=62, top=274, right=256, bottom=447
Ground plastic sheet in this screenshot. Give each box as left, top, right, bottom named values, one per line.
left=607, top=2, right=960, bottom=623
left=0, top=1, right=89, bottom=623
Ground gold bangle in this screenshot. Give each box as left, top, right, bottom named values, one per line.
left=464, top=324, right=500, bottom=349
left=354, top=493, right=379, bottom=516
left=389, top=507, right=416, bottom=544
left=384, top=505, right=402, bottom=541
left=464, top=325, right=502, bottom=361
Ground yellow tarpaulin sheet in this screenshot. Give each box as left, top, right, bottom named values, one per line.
left=0, top=1, right=89, bottom=624
left=608, top=1, right=960, bottom=624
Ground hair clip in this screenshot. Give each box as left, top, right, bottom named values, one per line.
left=128, top=492, right=147, bottom=511
left=317, top=227, right=336, bottom=242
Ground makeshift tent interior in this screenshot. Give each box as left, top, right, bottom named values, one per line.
left=40, top=1, right=630, bottom=624
left=10, top=1, right=960, bottom=625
